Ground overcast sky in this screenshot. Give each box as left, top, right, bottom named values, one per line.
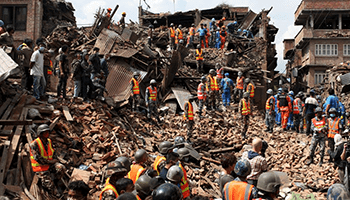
left=70, top=0, right=303, bottom=72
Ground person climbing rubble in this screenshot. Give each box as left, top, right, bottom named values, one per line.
left=145, top=79, right=160, bottom=122
left=128, top=149, right=148, bottom=184
left=265, top=89, right=275, bottom=133
left=277, top=88, right=292, bottom=131
left=130, top=72, right=141, bottom=112
left=207, top=69, right=219, bottom=110
left=197, top=76, right=208, bottom=117
left=221, top=72, right=234, bottom=107
left=183, top=96, right=195, bottom=143
left=239, top=92, right=251, bottom=139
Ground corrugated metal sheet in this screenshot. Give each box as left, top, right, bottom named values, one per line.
left=106, top=58, right=146, bottom=102
left=113, top=48, right=138, bottom=58
left=171, top=87, right=197, bottom=112
left=0, top=48, right=18, bottom=82
left=94, top=28, right=121, bottom=55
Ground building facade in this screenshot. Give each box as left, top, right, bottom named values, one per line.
left=284, top=0, right=350, bottom=92
left=0, top=0, right=43, bottom=47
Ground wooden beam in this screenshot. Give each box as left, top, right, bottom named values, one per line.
left=62, top=106, right=73, bottom=121
left=0, top=140, right=11, bottom=195
left=49, top=117, right=60, bottom=131
left=5, top=107, right=28, bottom=176
left=0, top=120, right=33, bottom=125
left=0, top=92, right=23, bottom=130
left=0, top=130, right=12, bottom=136
left=0, top=99, right=11, bottom=119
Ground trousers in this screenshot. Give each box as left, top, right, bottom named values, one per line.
left=309, top=135, right=325, bottom=161
left=265, top=111, right=275, bottom=131
left=280, top=107, right=290, bottom=129
left=57, top=74, right=68, bottom=98
left=287, top=112, right=294, bottom=129
left=293, top=114, right=302, bottom=133
left=222, top=91, right=231, bottom=107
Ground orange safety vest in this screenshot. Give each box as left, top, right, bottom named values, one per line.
left=328, top=118, right=340, bottom=138
left=236, top=77, right=244, bottom=89
left=189, top=27, right=195, bottom=36
left=224, top=181, right=253, bottom=200
left=293, top=98, right=301, bottom=114
left=196, top=49, right=203, bottom=61
left=131, top=78, right=140, bottom=94
left=312, top=117, right=326, bottom=130
left=247, top=83, right=254, bottom=98
left=217, top=68, right=224, bottom=79
left=170, top=28, right=175, bottom=38
left=197, top=83, right=206, bottom=100
left=99, top=184, right=118, bottom=200
left=177, top=28, right=183, bottom=39
left=30, top=138, right=54, bottom=172
left=209, top=76, right=219, bottom=91
left=183, top=102, right=194, bottom=120
left=147, top=86, right=157, bottom=101
left=179, top=163, right=190, bottom=199
left=153, top=155, right=166, bottom=175
left=128, top=164, right=146, bottom=184
left=241, top=99, right=251, bottom=115
left=265, top=96, right=275, bottom=111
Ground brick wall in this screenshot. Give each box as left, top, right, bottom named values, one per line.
left=0, top=0, right=42, bottom=47
left=304, top=0, right=350, bottom=10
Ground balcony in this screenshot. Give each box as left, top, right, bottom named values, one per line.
left=295, top=28, right=350, bottom=47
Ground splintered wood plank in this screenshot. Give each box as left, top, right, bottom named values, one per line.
left=0, top=92, right=23, bottom=130
left=0, top=99, right=11, bottom=119
left=0, top=140, right=11, bottom=195
left=5, top=107, right=28, bottom=176
left=62, top=106, right=73, bottom=121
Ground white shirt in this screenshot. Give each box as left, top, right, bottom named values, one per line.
left=305, top=97, right=318, bottom=106
left=30, top=50, right=44, bottom=76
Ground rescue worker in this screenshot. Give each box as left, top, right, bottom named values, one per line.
left=245, top=78, right=255, bottom=103
left=169, top=23, right=176, bottom=50
left=239, top=92, right=251, bottom=139
left=220, top=26, right=227, bottom=49
left=207, top=69, right=219, bottom=110
left=130, top=72, right=140, bottom=112
left=187, top=24, right=196, bottom=48
left=287, top=91, right=294, bottom=130
left=274, top=88, right=282, bottom=126
left=255, top=171, right=284, bottom=200
left=327, top=183, right=350, bottom=200
left=184, top=96, right=195, bottom=143
left=106, top=8, right=112, bottom=18
left=100, top=161, right=128, bottom=200
left=234, top=71, right=244, bottom=103
left=327, top=108, right=342, bottom=152
left=145, top=79, right=160, bottom=122
left=303, top=90, right=318, bottom=135
left=219, top=153, right=237, bottom=192
left=196, top=24, right=207, bottom=49
left=215, top=27, right=221, bottom=49
left=153, top=141, right=174, bottom=175
left=29, top=124, right=65, bottom=197
left=119, top=12, right=126, bottom=29
left=216, top=63, right=224, bottom=84
left=306, top=107, right=326, bottom=166
left=209, top=18, right=217, bottom=47
left=197, top=76, right=208, bottom=117
left=293, top=92, right=303, bottom=133
left=166, top=166, right=183, bottom=186
left=265, top=89, right=275, bottom=133
left=221, top=72, right=234, bottom=107
left=135, top=175, right=152, bottom=200
left=159, top=152, right=180, bottom=181
left=177, top=154, right=190, bottom=199
left=115, top=178, right=134, bottom=196
left=195, top=45, right=204, bottom=73
left=325, top=89, right=339, bottom=116
left=223, top=159, right=258, bottom=200
left=115, top=156, right=131, bottom=172
left=175, top=24, right=183, bottom=48
left=128, top=149, right=148, bottom=184
left=217, top=17, right=226, bottom=28
left=152, top=183, right=183, bottom=200
left=204, top=24, right=210, bottom=48
left=277, top=88, right=292, bottom=131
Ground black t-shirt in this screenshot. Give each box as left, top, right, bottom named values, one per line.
left=59, top=54, right=69, bottom=74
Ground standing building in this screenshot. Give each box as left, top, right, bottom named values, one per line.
left=284, top=0, right=350, bottom=92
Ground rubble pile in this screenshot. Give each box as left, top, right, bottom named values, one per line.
left=0, top=83, right=337, bottom=199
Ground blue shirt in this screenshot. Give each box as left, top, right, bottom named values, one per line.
left=209, top=21, right=216, bottom=31
left=197, top=28, right=207, bottom=37
left=216, top=31, right=221, bottom=39
left=274, top=94, right=279, bottom=112
left=221, top=77, right=234, bottom=91
left=339, top=102, right=345, bottom=115
left=325, top=95, right=339, bottom=110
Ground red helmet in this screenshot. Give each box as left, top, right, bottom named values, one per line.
left=222, top=17, right=226, bottom=21
left=107, top=8, right=112, bottom=12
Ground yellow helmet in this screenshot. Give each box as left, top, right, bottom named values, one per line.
left=122, top=12, right=126, bottom=15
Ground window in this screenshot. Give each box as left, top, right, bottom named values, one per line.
left=315, top=44, right=338, bottom=56
left=314, top=70, right=327, bottom=85
left=344, top=44, right=350, bottom=56
left=2, top=5, right=27, bottom=31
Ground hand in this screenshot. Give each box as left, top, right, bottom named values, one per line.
left=130, top=93, right=133, bottom=97
left=146, top=103, right=148, bottom=108
left=60, top=72, right=64, bottom=77
left=345, top=143, right=348, bottom=149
